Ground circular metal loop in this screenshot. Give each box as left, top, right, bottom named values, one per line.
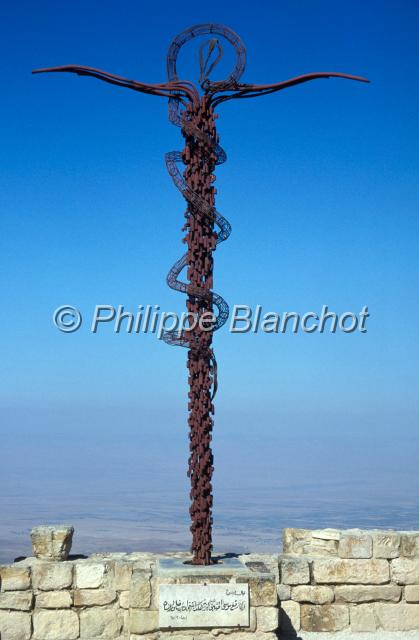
left=167, top=23, right=246, bottom=91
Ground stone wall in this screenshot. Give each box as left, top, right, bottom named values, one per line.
left=279, top=527, right=419, bottom=634
left=0, top=527, right=418, bottom=639
left=0, top=550, right=279, bottom=640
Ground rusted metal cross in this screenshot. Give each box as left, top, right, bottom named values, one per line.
left=34, top=23, right=368, bottom=565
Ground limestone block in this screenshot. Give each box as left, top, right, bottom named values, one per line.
left=0, top=591, right=33, bottom=610
left=289, top=528, right=340, bottom=556
left=80, top=607, right=124, bottom=638
left=31, top=525, right=74, bottom=561
left=335, top=584, right=401, bottom=603
left=256, top=606, right=278, bottom=632
left=311, top=528, right=341, bottom=541
left=374, top=603, right=419, bottom=631
left=129, top=572, right=151, bottom=608
left=75, top=562, right=106, bottom=589
left=339, top=534, right=372, bottom=559
left=0, top=565, right=31, bottom=591
left=115, top=562, right=133, bottom=590
left=282, top=528, right=311, bottom=554
left=277, top=583, right=291, bottom=601
left=0, top=611, right=31, bottom=640
left=313, top=558, right=389, bottom=584
left=130, top=609, right=159, bottom=634
left=335, top=584, right=402, bottom=602
left=149, top=576, right=159, bottom=610
left=119, top=590, right=130, bottom=608
left=248, top=576, right=277, bottom=606
left=301, top=604, right=349, bottom=632
left=74, top=588, right=117, bottom=606
left=401, top=534, right=419, bottom=557
left=303, top=537, right=339, bottom=556
left=280, top=600, right=300, bottom=633
left=392, top=558, right=419, bottom=584
left=280, top=557, right=310, bottom=585
left=291, top=585, right=334, bottom=604
left=406, top=585, right=419, bottom=603
left=373, top=532, right=401, bottom=559
left=350, top=604, right=377, bottom=631
left=36, top=590, right=72, bottom=608
left=33, top=609, right=79, bottom=639
left=32, top=561, right=73, bottom=590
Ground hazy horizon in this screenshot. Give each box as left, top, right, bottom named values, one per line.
left=1, top=1, right=418, bottom=562
left=1, top=407, right=418, bottom=563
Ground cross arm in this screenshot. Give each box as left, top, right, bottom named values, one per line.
left=32, top=65, right=198, bottom=102
left=211, top=71, right=369, bottom=106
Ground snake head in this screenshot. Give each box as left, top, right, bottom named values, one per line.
left=199, top=38, right=224, bottom=88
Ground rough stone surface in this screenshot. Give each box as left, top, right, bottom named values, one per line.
left=0, top=566, right=30, bottom=591
left=334, top=585, right=402, bottom=603
left=32, top=562, right=73, bottom=590
left=277, top=583, right=291, bottom=601
left=282, top=528, right=312, bottom=554
left=119, top=590, right=130, bottom=608
left=280, top=600, right=300, bottom=633
left=303, top=538, right=339, bottom=556
left=36, top=590, right=72, bottom=608
left=391, top=558, right=419, bottom=584
left=74, top=588, right=117, bottom=606
left=291, top=585, right=334, bottom=604
left=373, top=533, right=401, bottom=559
left=339, top=534, right=373, bottom=559
left=301, top=604, right=350, bottom=632
left=312, top=528, right=341, bottom=541
left=405, top=585, right=419, bottom=603
left=130, top=609, right=159, bottom=634
left=0, top=591, right=33, bottom=610
left=75, top=562, right=106, bottom=589
left=401, top=534, right=419, bottom=558
left=248, top=576, right=277, bottom=606
left=31, top=525, right=74, bottom=561
left=281, top=557, right=310, bottom=585
left=374, top=603, right=419, bottom=631
left=350, top=604, right=378, bottom=632
left=80, top=607, right=124, bottom=638
left=313, top=558, right=389, bottom=584
left=129, top=572, right=151, bottom=608
left=283, top=528, right=339, bottom=556
left=256, top=606, right=278, bottom=631
left=115, top=562, right=133, bottom=590
left=0, top=611, right=32, bottom=640
left=33, top=609, right=79, bottom=639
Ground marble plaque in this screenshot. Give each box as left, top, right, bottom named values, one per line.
left=159, top=582, right=249, bottom=628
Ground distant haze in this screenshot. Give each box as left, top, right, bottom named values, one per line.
left=1, top=1, right=418, bottom=562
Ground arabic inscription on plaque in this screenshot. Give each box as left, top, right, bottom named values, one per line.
left=159, top=583, right=249, bottom=628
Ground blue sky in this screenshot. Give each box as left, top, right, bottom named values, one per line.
left=1, top=1, right=418, bottom=540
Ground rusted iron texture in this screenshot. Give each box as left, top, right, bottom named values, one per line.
left=33, top=23, right=368, bottom=565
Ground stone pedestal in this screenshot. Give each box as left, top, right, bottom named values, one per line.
left=156, top=555, right=279, bottom=637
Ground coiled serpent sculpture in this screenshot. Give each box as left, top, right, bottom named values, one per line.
left=33, top=23, right=368, bottom=564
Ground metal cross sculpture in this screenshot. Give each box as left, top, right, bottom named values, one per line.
left=34, top=24, right=368, bottom=565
